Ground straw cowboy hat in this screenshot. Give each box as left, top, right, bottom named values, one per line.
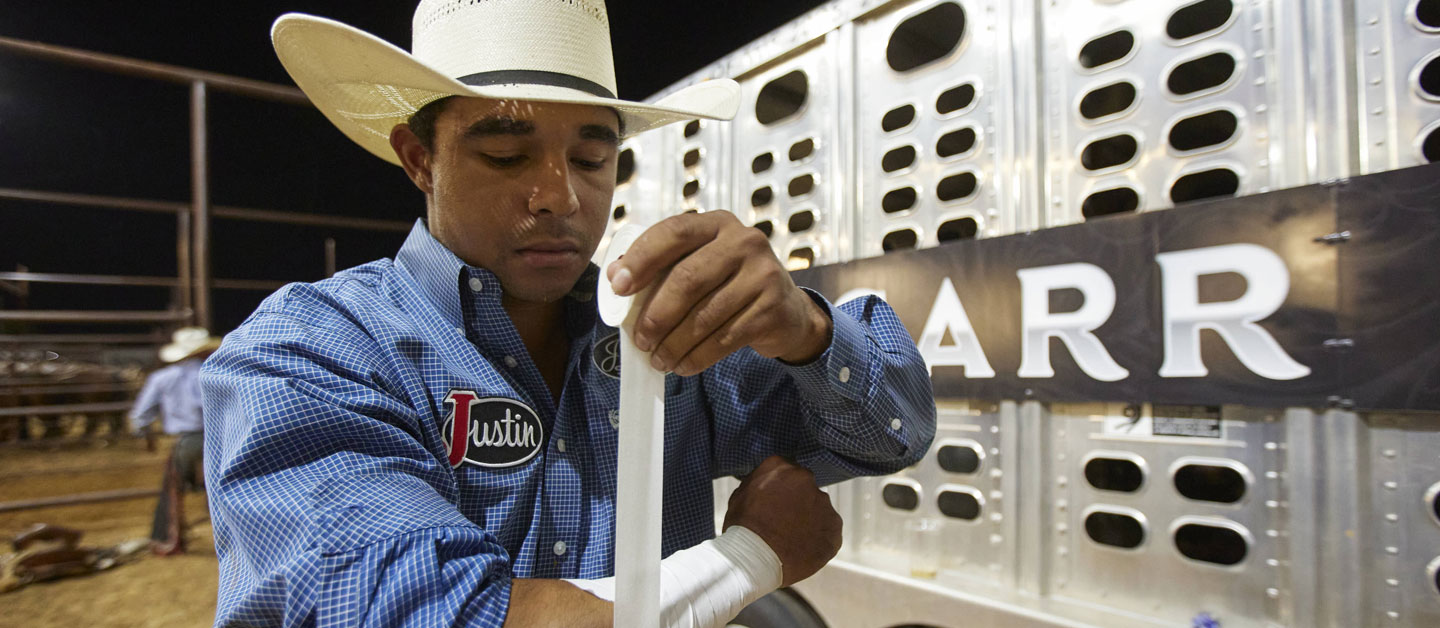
left=271, top=0, right=741, bottom=165
left=160, top=328, right=222, bottom=364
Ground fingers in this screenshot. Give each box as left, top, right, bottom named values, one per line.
left=607, top=212, right=733, bottom=296
left=631, top=239, right=747, bottom=354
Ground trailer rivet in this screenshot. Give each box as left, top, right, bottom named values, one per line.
left=1386, top=546, right=1399, bottom=554
left=1266, top=558, right=1280, bottom=567
left=1387, top=611, right=1400, bottom=620
left=1382, top=449, right=1398, bottom=458
left=1385, top=513, right=1399, bottom=522
left=1383, top=481, right=1398, bottom=490
left=1266, top=588, right=1280, bottom=599
left=1386, top=578, right=1399, bottom=587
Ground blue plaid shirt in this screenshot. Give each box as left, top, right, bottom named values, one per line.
left=202, top=219, right=935, bottom=627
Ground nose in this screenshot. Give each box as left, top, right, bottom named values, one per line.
left=526, top=154, right=581, bottom=217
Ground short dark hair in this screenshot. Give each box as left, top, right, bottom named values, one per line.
left=405, top=96, right=626, bottom=152
left=406, top=96, right=456, bottom=152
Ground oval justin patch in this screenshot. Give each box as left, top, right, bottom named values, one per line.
left=442, top=391, right=545, bottom=468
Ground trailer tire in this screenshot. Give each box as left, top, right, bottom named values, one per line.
left=730, top=588, right=828, bottom=628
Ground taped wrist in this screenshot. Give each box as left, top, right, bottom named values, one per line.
left=563, top=525, right=783, bottom=628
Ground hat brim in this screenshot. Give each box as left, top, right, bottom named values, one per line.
left=272, top=14, right=740, bottom=165
left=160, top=338, right=222, bottom=363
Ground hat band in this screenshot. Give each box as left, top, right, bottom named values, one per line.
left=458, top=70, right=616, bottom=100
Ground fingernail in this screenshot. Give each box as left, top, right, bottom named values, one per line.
left=612, top=268, right=632, bottom=295
left=649, top=354, right=666, bottom=372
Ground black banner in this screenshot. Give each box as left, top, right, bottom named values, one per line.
left=793, top=163, right=1440, bottom=411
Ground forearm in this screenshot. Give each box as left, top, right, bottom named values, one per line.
left=505, top=579, right=612, bottom=628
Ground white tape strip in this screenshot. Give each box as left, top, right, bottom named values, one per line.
left=598, top=224, right=664, bottom=628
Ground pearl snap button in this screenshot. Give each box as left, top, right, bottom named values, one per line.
left=553, top=541, right=567, bottom=556
left=557, top=438, right=567, bottom=453
left=890, top=418, right=902, bottom=431
left=503, top=356, right=518, bottom=368
left=468, top=277, right=484, bottom=292
left=838, top=366, right=851, bottom=383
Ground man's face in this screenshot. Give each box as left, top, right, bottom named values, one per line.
left=419, top=97, right=619, bottom=304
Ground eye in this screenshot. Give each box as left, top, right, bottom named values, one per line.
left=482, top=153, right=526, bottom=167
left=572, top=157, right=607, bottom=171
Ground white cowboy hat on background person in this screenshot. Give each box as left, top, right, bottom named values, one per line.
left=271, top=0, right=741, bottom=165
left=160, top=328, right=223, bottom=364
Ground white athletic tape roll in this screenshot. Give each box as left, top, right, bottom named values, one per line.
left=598, top=224, right=665, bottom=628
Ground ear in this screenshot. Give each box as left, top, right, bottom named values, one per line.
left=390, top=124, right=434, bottom=195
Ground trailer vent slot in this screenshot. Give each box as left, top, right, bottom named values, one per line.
left=752, top=186, right=774, bottom=208
left=1079, top=31, right=1135, bottom=70
left=616, top=148, right=635, bottom=184
left=881, top=482, right=920, bottom=510
left=1085, top=457, right=1145, bottom=492
left=937, top=83, right=977, bottom=114
left=1433, top=557, right=1440, bottom=597
left=937, top=173, right=978, bottom=202
left=788, top=210, right=815, bottom=234
left=1425, top=127, right=1440, bottom=163
left=612, top=205, right=626, bottom=221
left=1081, top=134, right=1139, bottom=171
left=883, top=105, right=917, bottom=132
left=756, top=70, right=808, bottom=126
left=937, top=128, right=977, bottom=158
left=684, top=120, right=701, bottom=138
left=788, top=174, right=815, bottom=198
left=752, top=152, right=774, bottom=174
left=1427, top=482, right=1439, bottom=524
left=883, top=187, right=918, bottom=213
left=1167, top=52, right=1237, bottom=96
left=883, top=229, right=918, bottom=252
left=1417, top=0, right=1440, bottom=29
left=789, top=139, right=815, bottom=162
left=886, top=2, right=967, bottom=73
left=788, top=247, right=815, bottom=271
left=938, top=489, right=982, bottom=520
left=1171, top=168, right=1240, bottom=203
left=754, top=220, right=774, bottom=239
left=1173, top=463, right=1248, bottom=503
left=1080, top=82, right=1138, bottom=120
left=1420, top=55, right=1440, bottom=99
left=1175, top=522, right=1248, bottom=565
left=683, top=179, right=700, bottom=198
left=1082, top=187, right=1140, bottom=219
left=1167, top=0, right=1234, bottom=41
left=937, top=443, right=982, bottom=474
left=1084, top=511, right=1145, bottom=549
left=683, top=148, right=701, bottom=169
left=937, top=218, right=978, bottom=243
left=883, top=146, right=918, bottom=173
left=1169, top=109, right=1239, bottom=152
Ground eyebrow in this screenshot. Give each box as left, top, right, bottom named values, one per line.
left=462, top=117, right=535, bottom=139
left=580, top=124, right=620, bottom=146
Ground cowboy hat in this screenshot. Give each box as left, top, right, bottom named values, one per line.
left=271, top=0, right=741, bottom=165
left=160, top=328, right=222, bottom=364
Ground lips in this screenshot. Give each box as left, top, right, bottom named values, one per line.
left=516, top=240, right=581, bottom=267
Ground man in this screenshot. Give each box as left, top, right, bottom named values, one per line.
left=203, top=2, right=936, bottom=626
left=130, top=326, right=220, bottom=553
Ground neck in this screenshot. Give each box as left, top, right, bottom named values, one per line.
left=502, top=295, right=568, bottom=357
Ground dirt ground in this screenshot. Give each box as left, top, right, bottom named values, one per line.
left=0, top=435, right=218, bottom=628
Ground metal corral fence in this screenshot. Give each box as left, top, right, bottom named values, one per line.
left=0, top=35, right=411, bottom=444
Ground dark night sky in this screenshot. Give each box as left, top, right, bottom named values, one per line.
left=0, top=0, right=829, bottom=333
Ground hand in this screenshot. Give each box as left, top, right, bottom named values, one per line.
left=606, top=211, right=831, bottom=376
left=722, top=456, right=842, bottom=586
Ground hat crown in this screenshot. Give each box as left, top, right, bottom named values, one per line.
left=411, top=0, right=617, bottom=96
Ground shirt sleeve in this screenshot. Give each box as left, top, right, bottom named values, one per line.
left=704, top=290, right=936, bottom=486
left=128, top=366, right=170, bottom=432
left=202, top=309, right=514, bottom=628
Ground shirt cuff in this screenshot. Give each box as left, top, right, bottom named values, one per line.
left=782, top=288, right=873, bottom=406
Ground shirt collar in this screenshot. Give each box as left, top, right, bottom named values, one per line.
left=394, top=219, right=484, bottom=328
